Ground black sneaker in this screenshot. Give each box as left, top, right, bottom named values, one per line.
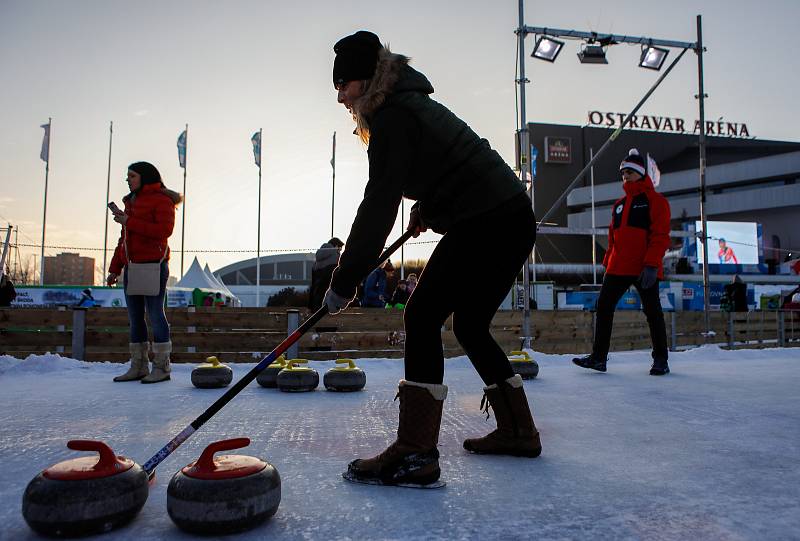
left=649, top=360, right=670, bottom=376
left=572, top=354, right=607, bottom=372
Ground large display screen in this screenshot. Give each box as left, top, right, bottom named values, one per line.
left=695, top=221, right=760, bottom=265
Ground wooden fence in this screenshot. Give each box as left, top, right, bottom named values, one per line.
left=1, top=307, right=798, bottom=363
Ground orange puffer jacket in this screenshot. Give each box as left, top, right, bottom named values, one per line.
left=109, top=183, right=182, bottom=275
left=603, top=177, right=671, bottom=278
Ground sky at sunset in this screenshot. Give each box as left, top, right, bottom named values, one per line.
left=2, top=0, right=798, bottom=284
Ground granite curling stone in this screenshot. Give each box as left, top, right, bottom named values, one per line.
left=167, top=437, right=280, bottom=535
left=256, top=354, right=287, bottom=388
left=323, top=358, right=367, bottom=392
left=508, top=350, right=539, bottom=380
left=191, top=356, right=233, bottom=389
left=22, top=440, right=149, bottom=538
left=276, top=359, right=319, bottom=392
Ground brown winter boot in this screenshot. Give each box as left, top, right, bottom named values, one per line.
left=344, top=380, right=447, bottom=487
left=113, top=342, right=150, bottom=382
left=463, top=374, right=542, bottom=457
left=141, top=341, right=171, bottom=384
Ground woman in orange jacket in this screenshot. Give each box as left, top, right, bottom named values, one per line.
left=108, top=162, right=182, bottom=383
left=573, top=149, right=671, bottom=375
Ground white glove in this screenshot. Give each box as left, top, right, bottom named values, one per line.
left=324, top=288, right=354, bottom=315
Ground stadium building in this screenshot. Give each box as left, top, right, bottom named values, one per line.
left=528, top=117, right=800, bottom=284
left=215, top=253, right=314, bottom=307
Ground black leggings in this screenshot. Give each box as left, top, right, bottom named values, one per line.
left=592, top=274, right=669, bottom=361
left=403, top=196, right=536, bottom=386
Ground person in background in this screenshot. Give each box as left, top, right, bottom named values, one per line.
left=406, top=272, right=418, bottom=294
left=781, top=285, right=800, bottom=310
left=723, top=275, right=748, bottom=312
left=76, top=288, right=96, bottom=308
left=108, top=161, right=182, bottom=384
left=388, top=279, right=410, bottom=309
left=718, top=238, right=738, bottom=264
left=309, top=237, right=345, bottom=311
left=362, top=260, right=394, bottom=307
left=573, top=149, right=671, bottom=376
left=323, top=31, right=540, bottom=488
left=213, top=292, right=225, bottom=307
left=0, top=274, right=16, bottom=307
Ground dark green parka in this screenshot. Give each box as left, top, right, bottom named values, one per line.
left=331, top=49, right=527, bottom=298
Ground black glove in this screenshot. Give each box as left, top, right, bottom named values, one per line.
left=639, top=266, right=658, bottom=290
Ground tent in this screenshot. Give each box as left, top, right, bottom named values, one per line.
left=175, top=257, right=222, bottom=290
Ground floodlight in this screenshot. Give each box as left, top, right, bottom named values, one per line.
left=531, top=36, right=564, bottom=62
left=639, top=46, right=669, bottom=70
left=577, top=44, right=608, bottom=64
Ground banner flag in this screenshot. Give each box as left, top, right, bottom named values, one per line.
left=647, top=154, right=661, bottom=187
left=177, top=129, right=187, bottom=169
left=251, top=131, right=261, bottom=167
left=40, top=122, right=50, bottom=163
left=330, top=131, right=336, bottom=169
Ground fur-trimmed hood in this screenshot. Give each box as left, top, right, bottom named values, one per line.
left=351, top=48, right=434, bottom=141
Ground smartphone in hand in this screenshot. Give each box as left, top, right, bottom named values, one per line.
left=107, top=201, right=121, bottom=214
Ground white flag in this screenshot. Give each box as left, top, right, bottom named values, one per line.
left=647, top=154, right=661, bottom=188
left=40, top=122, right=50, bottom=163
left=330, top=131, right=336, bottom=169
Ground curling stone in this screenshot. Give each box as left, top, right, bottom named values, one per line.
left=323, top=359, right=366, bottom=392
left=508, top=350, right=539, bottom=380
left=276, top=359, right=319, bottom=392
left=167, top=438, right=280, bottom=535
left=256, top=354, right=287, bottom=388
left=22, top=440, right=149, bottom=537
left=191, top=356, right=233, bottom=389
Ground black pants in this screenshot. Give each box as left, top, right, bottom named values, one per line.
left=592, top=274, right=668, bottom=361
left=404, top=195, right=536, bottom=386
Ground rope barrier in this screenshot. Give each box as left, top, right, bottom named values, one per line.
left=10, top=240, right=440, bottom=253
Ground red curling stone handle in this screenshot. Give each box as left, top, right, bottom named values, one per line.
left=67, top=439, right=123, bottom=471
left=195, top=438, right=251, bottom=471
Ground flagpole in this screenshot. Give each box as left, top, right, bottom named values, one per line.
left=401, top=199, right=405, bottom=279
left=256, top=128, right=262, bottom=308
left=590, top=147, right=597, bottom=285
left=180, top=123, right=188, bottom=278
left=102, top=121, right=113, bottom=283
left=330, top=131, right=336, bottom=238
left=40, top=118, right=51, bottom=286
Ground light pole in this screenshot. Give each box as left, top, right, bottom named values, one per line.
left=516, top=0, right=533, bottom=348
left=516, top=4, right=710, bottom=342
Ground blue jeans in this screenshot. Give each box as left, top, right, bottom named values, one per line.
left=124, top=261, right=170, bottom=343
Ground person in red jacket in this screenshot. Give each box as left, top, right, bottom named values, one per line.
left=107, top=162, right=182, bottom=383
left=573, top=149, right=671, bottom=375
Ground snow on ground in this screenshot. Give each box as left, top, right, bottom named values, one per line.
left=1, top=346, right=798, bottom=540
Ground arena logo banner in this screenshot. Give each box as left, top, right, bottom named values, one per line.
left=587, top=111, right=751, bottom=138
left=544, top=136, right=572, bottom=164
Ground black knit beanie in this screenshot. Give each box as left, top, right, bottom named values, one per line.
left=128, top=161, right=162, bottom=186
left=619, top=149, right=646, bottom=177
left=333, top=31, right=382, bottom=87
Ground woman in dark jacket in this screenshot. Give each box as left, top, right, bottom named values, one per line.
left=324, top=31, right=541, bottom=487
left=108, top=162, right=182, bottom=383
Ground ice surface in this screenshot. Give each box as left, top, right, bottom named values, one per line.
left=1, top=346, right=798, bottom=540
